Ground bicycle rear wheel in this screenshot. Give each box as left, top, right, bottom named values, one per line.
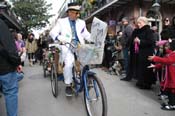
left=84, top=75, right=107, bottom=116
left=51, top=63, right=58, bottom=98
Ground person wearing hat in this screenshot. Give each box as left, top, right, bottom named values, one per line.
left=148, top=40, right=175, bottom=110
left=50, top=2, right=92, bottom=96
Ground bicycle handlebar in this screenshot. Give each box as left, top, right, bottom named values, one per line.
left=49, top=40, right=77, bottom=48
left=60, top=42, right=77, bottom=48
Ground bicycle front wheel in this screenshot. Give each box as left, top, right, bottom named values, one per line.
left=84, top=75, right=107, bottom=116
left=51, top=63, right=58, bottom=98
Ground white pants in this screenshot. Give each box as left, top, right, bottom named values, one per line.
left=60, top=45, right=74, bottom=85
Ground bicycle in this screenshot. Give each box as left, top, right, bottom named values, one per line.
left=50, top=42, right=108, bottom=116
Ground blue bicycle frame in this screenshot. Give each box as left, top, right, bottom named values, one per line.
left=72, top=65, right=100, bottom=100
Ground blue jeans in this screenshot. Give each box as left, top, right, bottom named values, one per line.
left=123, top=48, right=129, bottom=74
left=16, top=72, right=24, bottom=82
left=0, top=72, right=19, bottom=116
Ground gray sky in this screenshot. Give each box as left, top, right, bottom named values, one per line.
left=46, top=0, right=65, bottom=23
left=36, top=0, right=65, bottom=37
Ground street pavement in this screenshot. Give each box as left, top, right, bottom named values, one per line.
left=0, top=62, right=175, bottom=116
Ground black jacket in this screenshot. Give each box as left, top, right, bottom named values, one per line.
left=135, top=25, right=156, bottom=84
left=0, top=19, right=21, bottom=75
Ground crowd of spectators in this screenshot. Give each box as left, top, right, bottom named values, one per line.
left=101, top=16, right=175, bottom=110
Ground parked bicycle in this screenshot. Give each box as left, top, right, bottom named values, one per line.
left=50, top=42, right=108, bottom=116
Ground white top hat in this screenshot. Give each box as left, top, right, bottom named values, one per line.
left=67, top=2, right=81, bottom=11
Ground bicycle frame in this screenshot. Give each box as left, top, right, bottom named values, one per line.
left=73, top=65, right=100, bottom=101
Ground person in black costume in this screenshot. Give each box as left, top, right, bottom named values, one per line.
left=133, top=17, right=156, bottom=89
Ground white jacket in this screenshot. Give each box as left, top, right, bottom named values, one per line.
left=50, top=17, right=91, bottom=44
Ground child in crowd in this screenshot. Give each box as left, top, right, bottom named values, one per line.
left=148, top=40, right=175, bottom=110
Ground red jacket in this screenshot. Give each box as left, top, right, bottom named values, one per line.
left=153, top=50, right=175, bottom=92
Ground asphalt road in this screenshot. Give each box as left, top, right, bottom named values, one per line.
left=0, top=62, right=174, bottom=116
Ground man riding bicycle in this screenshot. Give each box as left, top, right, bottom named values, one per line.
left=49, top=2, right=92, bottom=96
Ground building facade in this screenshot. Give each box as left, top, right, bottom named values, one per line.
left=80, top=0, right=175, bottom=33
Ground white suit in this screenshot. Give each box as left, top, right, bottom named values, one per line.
left=50, top=17, right=91, bottom=84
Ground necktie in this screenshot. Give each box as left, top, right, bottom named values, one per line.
left=70, top=20, right=79, bottom=46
